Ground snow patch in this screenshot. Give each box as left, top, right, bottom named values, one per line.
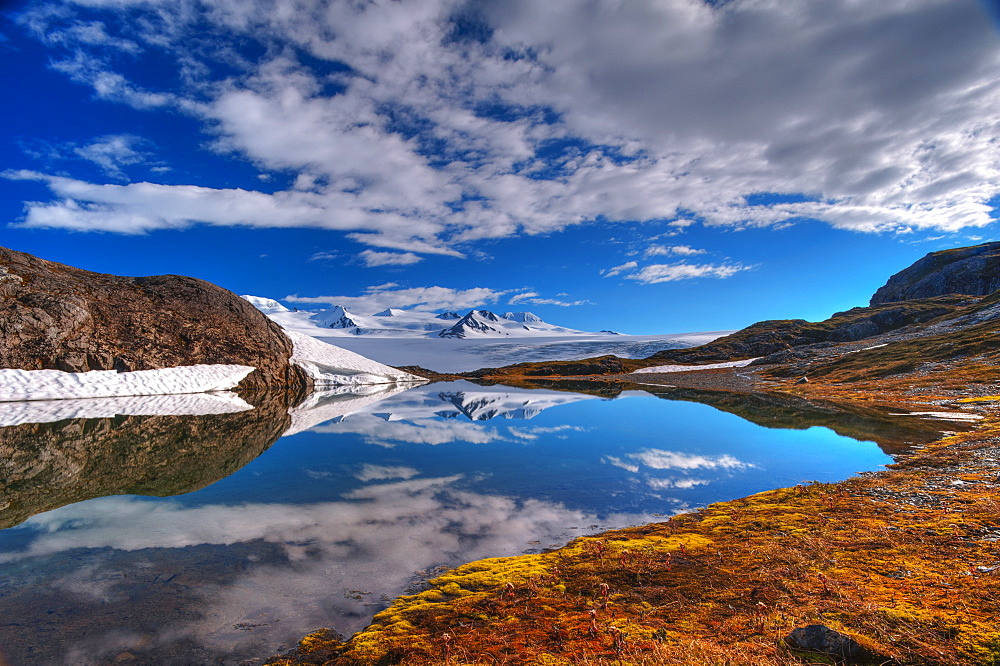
left=631, top=358, right=760, bottom=374
left=0, top=365, right=257, bottom=402
left=240, top=295, right=289, bottom=313
left=285, top=330, right=423, bottom=386
left=0, top=392, right=253, bottom=426
left=891, top=411, right=983, bottom=422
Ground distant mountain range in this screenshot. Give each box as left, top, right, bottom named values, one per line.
left=242, top=297, right=620, bottom=339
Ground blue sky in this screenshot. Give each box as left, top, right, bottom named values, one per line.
left=1, top=0, right=998, bottom=334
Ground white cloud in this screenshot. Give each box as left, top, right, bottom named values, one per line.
left=601, top=258, right=750, bottom=284
left=311, top=415, right=506, bottom=447
left=285, top=284, right=511, bottom=312
left=506, top=290, right=588, bottom=307
left=74, top=134, right=150, bottom=179
left=354, top=464, right=420, bottom=482
left=647, top=477, right=711, bottom=490
left=520, top=297, right=591, bottom=307
left=10, top=0, right=1000, bottom=250
left=359, top=250, right=423, bottom=267
left=645, top=244, right=705, bottom=257
left=507, top=291, right=539, bottom=305
left=627, top=262, right=751, bottom=284
left=602, top=261, right=638, bottom=277
left=629, top=448, right=752, bottom=471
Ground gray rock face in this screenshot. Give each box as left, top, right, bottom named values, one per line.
left=871, top=241, right=1000, bottom=305
left=0, top=246, right=310, bottom=390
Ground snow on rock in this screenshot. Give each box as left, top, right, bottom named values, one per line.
left=0, top=392, right=253, bottom=426
left=502, top=312, right=543, bottom=324
left=285, top=330, right=424, bottom=386
left=240, top=295, right=290, bottom=313
left=631, top=358, right=760, bottom=374
left=0, top=365, right=257, bottom=402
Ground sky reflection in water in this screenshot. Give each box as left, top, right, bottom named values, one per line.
left=0, top=381, right=895, bottom=665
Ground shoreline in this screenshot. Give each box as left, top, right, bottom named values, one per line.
left=265, top=370, right=1000, bottom=666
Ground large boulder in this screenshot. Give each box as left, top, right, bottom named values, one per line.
left=870, top=241, right=1000, bottom=305
left=0, top=246, right=309, bottom=390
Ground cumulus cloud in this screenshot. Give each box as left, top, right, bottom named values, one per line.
left=9, top=0, right=1000, bottom=252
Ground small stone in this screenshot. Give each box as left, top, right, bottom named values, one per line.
left=785, top=624, right=881, bottom=663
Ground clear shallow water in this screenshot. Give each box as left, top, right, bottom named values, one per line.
left=0, top=381, right=904, bottom=665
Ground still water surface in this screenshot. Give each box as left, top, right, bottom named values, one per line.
left=0, top=381, right=933, bottom=665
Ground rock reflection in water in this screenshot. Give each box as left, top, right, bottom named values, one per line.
left=0, top=392, right=293, bottom=530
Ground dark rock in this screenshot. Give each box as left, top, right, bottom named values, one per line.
left=785, top=624, right=883, bottom=663
left=871, top=241, right=1000, bottom=305
left=0, top=246, right=310, bottom=389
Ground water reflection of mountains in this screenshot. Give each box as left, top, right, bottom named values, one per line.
left=0, top=382, right=962, bottom=529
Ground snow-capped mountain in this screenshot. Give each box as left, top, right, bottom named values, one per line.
left=306, top=305, right=469, bottom=336
left=438, top=309, right=580, bottom=338
left=243, top=297, right=596, bottom=339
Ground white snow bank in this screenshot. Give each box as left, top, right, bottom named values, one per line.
left=0, top=364, right=256, bottom=402
left=285, top=330, right=424, bottom=386
left=0, top=392, right=253, bottom=426
left=631, top=358, right=760, bottom=374
left=891, top=411, right=983, bottom=422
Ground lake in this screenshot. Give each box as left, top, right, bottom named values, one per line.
left=0, top=381, right=957, bottom=665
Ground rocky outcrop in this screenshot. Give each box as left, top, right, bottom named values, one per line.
left=870, top=240, right=1000, bottom=305
left=0, top=247, right=310, bottom=390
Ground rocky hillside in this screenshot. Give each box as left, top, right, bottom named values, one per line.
left=646, top=294, right=975, bottom=365
left=870, top=240, right=1000, bottom=305
left=0, top=247, right=309, bottom=390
